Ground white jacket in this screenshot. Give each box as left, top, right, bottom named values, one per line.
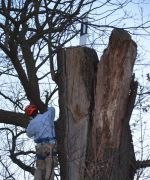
left=26, top=107, right=56, bottom=144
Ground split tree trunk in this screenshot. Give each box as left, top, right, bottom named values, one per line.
left=56, top=28, right=137, bottom=180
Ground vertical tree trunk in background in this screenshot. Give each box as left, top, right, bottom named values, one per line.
left=56, top=28, right=137, bottom=180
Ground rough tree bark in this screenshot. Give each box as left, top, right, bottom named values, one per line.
left=56, top=28, right=137, bottom=180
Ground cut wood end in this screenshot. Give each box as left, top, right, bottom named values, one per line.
left=112, top=28, right=131, bottom=40
left=109, top=28, right=137, bottom=49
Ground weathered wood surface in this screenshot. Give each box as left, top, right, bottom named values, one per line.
left=57, top=47, right=98, bottom=180
left=88, top=29, right=137, bottom=180
left=93, top=29, right=136, bottom=149
left=56, top=28, right=137, bottom=180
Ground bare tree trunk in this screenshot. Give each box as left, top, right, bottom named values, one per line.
left=56, top=28, right=137, bottom=180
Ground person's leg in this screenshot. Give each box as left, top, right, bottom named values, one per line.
left=44, top=144, right=54, bottom=180
left=34, top=160, right=46, bottom=180
left=34, top=169, right=42, bottom=180
left=35, top=144, right=46, bottom=180
left=45, top=156, right=54, bottom=180
left=53, top=144, right=58, bottom=168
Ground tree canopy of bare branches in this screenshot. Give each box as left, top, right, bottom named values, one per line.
left=0, top=0, right=149, bottom=179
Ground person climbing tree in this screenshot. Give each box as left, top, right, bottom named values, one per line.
left=24, top=104, right=57, bottom=180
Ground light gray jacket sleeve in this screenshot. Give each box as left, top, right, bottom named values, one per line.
left=47, top=107, right=55, bottom=121
left=26, top=120, right=36, bottom=138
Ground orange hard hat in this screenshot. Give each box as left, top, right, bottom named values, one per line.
left=24, top=104, right=37, bottom=116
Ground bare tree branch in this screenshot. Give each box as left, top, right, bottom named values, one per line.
left=0, top=109, right=28, bottom=128
left=136, top=160, right=150, bottom=169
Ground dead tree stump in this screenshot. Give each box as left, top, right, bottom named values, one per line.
left=56, top=28, right=137, bottom=180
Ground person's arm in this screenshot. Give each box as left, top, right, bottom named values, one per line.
left=47, top=107, right=55, bottom=121
left=26, top=120, right=36, bottom=138
left=47, top=107, right=56, bottom=139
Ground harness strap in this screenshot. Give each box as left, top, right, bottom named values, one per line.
left=36, top=151, right=58, bottom=160
left=36, top=154, right=47, bottom=160
left=35, top=137, right=56, bottom=144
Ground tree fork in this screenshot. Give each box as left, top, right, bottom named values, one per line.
left=56, top=28, right=137, bottom=180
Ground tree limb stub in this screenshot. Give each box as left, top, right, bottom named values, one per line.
left=93, top=28, right=137, bottom=150
left=89, top=28, right=137, bottom=179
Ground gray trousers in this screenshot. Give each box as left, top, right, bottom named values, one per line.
left=34, top=143, right=56, bottom=180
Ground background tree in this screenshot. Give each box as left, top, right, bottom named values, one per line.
left=0, top=0, right=149, bottom=179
